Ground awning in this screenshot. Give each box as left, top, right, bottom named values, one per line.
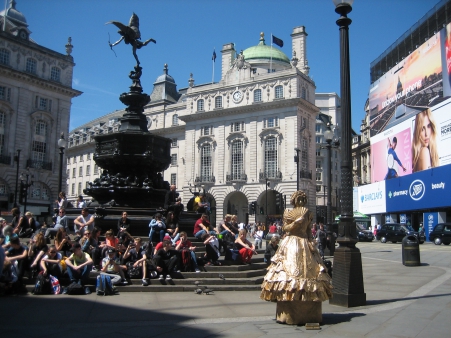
left=335, top=212, right=370, bottom=221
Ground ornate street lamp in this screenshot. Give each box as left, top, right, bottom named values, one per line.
left=330, top=0, right=366, bottom=307
left=19, top=169, right=33, bottom=214
left=57, top=132, right=66, bottom=195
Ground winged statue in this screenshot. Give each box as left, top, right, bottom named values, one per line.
left=106, top=13, right=156, bottom=65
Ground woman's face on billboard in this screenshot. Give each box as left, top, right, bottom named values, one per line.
left=419, top=114, right=432, bottom=147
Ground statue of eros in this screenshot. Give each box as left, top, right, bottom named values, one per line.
left=106, top=13, right=156, bottom=65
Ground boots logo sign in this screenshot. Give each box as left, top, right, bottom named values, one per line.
left=409, top=179, right=425, bottom=201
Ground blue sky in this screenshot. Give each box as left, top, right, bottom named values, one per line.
left=15, top=0, right=439, bottom=132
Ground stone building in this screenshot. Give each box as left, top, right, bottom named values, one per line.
left=67, top=26, right=341, bottom=225
left=0, top=0, right=81, bottom=216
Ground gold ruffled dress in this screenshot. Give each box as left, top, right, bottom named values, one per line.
left=260, top=207, right=333, bottom=302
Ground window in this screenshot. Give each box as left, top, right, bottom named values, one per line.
left=77, top=182, right=82, bottom=196
left=275, top=85, right=283, bottom=99
left=254, top=89, right=262, bottom=102
left=316, top=136, right=322, bottom=143
left=32, top=140, right=46, bottom=162
left=201, top=126, right=211, bottom=136
left=86, top=165, right=91, bottom=176
left=201, top=144, right=212, bottom=181
left=316, top=149, right=321, bottom=156
left=316, top=185, right=322, bottom=192
left=231, top=141, right=244, bottom=180
left=35, top=120, right=47, bottom=136
left=264, top=137, right=277, bottom=178
left=171, top=138, right=178, bottom=147
left=172, top=114, right=178, bottom=126
left=79, top=166, right=83, bottom=177
left=316, top=160, right=322, bottom=169
left=263, top=117, right=278, bottom=128
left=0, top=48, right=10, bottom=65
left=171, top=173, right=177, bottom=186
left=72, top=168, right=76, bottom=178
left=79, top=155, right=83, bottom=162
left=66, top=169, right=69, bottom=176
left=301, top=87, right=306, bottom=99
left=0, top=111, right=4, bottom=156
left=71, top=183, right=75, bottom=195
left=171, top=154, right=177, bottom=166
left=197, top=99, right=204, bottom=111
left=0, top=183, right=6, bottom=195
left=50, top=67, right=61, bottom=82
left=73, top=157, right=76, bottom=163
left=26, top=58, right=37, bottom=74
left=0, top=86, right=11, bottom=101
left=94, top=164, right=99, bottom=175
left=35, top=96, right=52, bottom=112
left=316, top=172, right=322, bottom=181
left=316, top=124, right=321, bottom=133
left=231, top=122, right=244, bottom=132
left=215, top=96, right=222, bottom=108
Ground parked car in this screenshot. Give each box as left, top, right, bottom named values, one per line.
left=357, top=224, right=374, bottom=242
left=429, top=223, right=451, bottom=245
left=376, top=223, right=425, bottom=244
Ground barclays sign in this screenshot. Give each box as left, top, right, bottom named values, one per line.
left=358, top=183, right=386, bottom=214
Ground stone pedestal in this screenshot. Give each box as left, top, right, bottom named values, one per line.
left=276, top=300, right=322, bottom=325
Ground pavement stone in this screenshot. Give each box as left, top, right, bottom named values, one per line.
left=1, top=241, right=450, bottom=337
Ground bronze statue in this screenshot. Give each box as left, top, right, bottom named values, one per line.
left=260, top=190, right=333, bottom=325
left=107, top=13, right=156, bottom=65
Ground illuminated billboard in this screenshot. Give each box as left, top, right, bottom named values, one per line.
left=369, top=25, right=451, bottom=185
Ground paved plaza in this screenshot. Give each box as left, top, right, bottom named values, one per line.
left=2, top=241, right=450, bottom=337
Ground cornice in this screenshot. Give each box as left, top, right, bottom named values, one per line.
left=179, top=97, right=316, bottom=122
left=0, top=66, right=82, bottom=98
left=148, top=124, right=186, bottom=136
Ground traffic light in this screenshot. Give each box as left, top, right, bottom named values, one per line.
left=19, top=181, right=26, bottom=204
left=248, top=203, right=254, bottom=215
left=275, top=193, right=281, bottom=207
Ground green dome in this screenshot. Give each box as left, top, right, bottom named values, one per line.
left=242, top=33, right=290, bottom=64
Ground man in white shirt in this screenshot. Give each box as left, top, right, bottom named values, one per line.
left=73, top=208, right=95, bottom=236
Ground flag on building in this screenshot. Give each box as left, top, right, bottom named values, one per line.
left=272, top=35, right=283, bottom=48
left=212, top=49, right=217, bottom=62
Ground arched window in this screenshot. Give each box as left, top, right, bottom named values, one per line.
left=0, top=49, right=10, bottom=65
left=172, top=114, right=178, bottom=126
left=254, top=89, right=262, bottom=102
left=50, top=67, right=61, bottom=82
left=215, top=96, right=222, bottom=108
left=26, top=58, right=37, bottom=74
left=264, top=136, right=278, bottom=178
left=231, top=141, right=244, bottom=180
left=197, top=99, right=204, bottom=111
left=201, top=144, right=212, bottom=182
left=275, top=85, right=283, bottom=99
left=31, top=182, right=50, bottom=200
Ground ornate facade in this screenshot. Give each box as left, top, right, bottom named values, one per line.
left=0, top=1, right=81, bottom=216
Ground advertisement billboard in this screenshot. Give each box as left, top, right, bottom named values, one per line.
left=369, top=25, right=451, bottom=185
left=385, top=163, right=451, bottom=212
left=357, top=182, right=386, bottom=214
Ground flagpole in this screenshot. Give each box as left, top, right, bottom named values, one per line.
left=270, top=34, right=273, bottom=74
left=212, top=48, right=215, bottom=84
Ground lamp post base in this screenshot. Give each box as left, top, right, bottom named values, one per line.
left=329, top=245, right=366, bottom=307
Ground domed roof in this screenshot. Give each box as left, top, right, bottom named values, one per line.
left=0, top=0, right=28, bottom=27
left=154, top=64, right=175, bottom=84
left=243, top=32, right=290, bottom=64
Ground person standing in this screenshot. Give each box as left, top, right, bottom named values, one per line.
left=316, top=223, right=327, bottom=259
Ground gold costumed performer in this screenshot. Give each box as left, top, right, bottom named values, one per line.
left=260, top=190, right=333, bottom=325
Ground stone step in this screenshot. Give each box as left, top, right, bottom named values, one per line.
left=115, top=283, right=263, bottom=293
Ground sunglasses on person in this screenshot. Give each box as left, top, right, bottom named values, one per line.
left=84, top=232, right=90, bottom=235
left=49, top=251, right=57, bottom=254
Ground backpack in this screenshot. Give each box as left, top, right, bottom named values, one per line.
left=96, top=274, right=114, bottom=296
left=181, top=249, right=192, bottom=272
left=49, top=275, right=61, bottom=295
left=32, top=272, right=52, bottom=295
left=187, top=197, right=195, bottom=211
left=66, top=281, right=84, bottom=295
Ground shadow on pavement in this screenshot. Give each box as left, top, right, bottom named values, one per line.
left=0, top=295, right=214, bottom=337
left=323, top=312, right=365, bottom=325
left=366, top=293, right=451, bottom=306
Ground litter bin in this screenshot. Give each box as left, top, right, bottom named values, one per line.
left=402, top=235, right=420, bottom=266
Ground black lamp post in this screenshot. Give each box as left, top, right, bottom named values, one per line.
left=14, top=149, right=21, bottom=207
left=330, top=0, right=366, bottom=307
left=324, top=125, right=334, bottom=225
left=57, top=132, right=66, bottom=195
left=19, top=169, right=33, bottom=214
left=294, top=148, right=300, bottom=191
